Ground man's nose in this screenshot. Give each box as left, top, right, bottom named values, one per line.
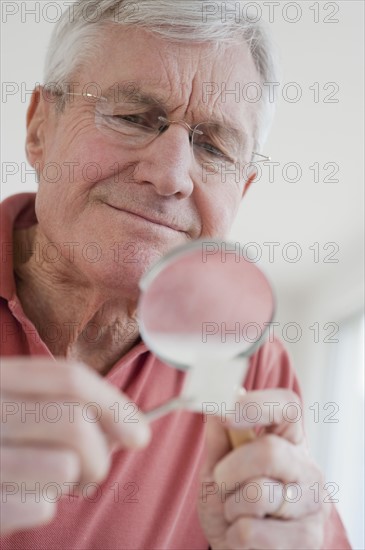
left=134, top=126, right=195, bottom=198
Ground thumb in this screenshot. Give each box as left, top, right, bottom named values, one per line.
left=197, top=416, right=232, bottom=548
left=200, top=415, right=232, bottom=480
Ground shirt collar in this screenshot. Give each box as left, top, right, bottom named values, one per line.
left=0, top=192, right=38, bottom=301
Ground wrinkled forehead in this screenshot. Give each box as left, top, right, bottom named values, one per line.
left=80, top=25, right=261, bottom=134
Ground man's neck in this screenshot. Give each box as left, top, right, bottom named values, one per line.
left=13, top=226, right=141, bottom=374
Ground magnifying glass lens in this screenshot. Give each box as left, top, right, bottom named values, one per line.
left=138, top=241, right=274, bottom=366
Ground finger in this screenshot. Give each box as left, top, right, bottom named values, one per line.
left=225, top=515, right=324, bottom=550
left=214, top=434, right=322, bottom=490
left=0, top=445, right=80, bottom=486
left=225, top=388, right=304, bottom=445
left=197, top=416, right=233, bottom=542
left=1, top=403, right=110, bottom=484
left=200, top=415, right=231, bottom=480
left=224, top=477, right=323, bottom=522
left=1, top=357, right=151, bottom=448
left=0, top=493, right=56, bottom=536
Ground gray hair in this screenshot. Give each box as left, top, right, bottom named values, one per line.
left=44, top=0, right=279, bottom=152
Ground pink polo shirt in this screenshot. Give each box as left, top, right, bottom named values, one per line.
left=0, top=194, right=351, bottom=549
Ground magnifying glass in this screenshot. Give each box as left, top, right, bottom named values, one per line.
left=137, top=239, right=275, bottom=446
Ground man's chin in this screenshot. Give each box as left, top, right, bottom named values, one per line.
left=81, top=248, right=164, bottom=298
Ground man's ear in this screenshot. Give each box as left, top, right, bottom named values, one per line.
left=25, top=86, right=50, bottom=171
left=241, top=169, right=257, bottom=199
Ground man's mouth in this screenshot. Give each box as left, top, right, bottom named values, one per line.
left=105, top=203, right=185, bottom=233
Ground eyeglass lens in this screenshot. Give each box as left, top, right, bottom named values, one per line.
left=94, top=95, right=246, bottom=169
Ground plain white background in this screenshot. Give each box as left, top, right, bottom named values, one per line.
left=1, top=1, right=364, bottom=547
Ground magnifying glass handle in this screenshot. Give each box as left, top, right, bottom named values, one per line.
left=227, top=386, right=256, bottom=448
left=144, top=396, right=193, bottom=422
left=228, top=428, right=256, bottom=448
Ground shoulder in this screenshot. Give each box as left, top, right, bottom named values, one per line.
left=244, top=338, right=302, bottom=398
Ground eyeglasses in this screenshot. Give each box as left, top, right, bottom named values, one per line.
left=52, top=90, right=270, bottom=174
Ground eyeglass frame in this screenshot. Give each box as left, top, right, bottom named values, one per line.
left=49, top=90, right=271, bottom=165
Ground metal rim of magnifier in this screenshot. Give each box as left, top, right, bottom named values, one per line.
left=137, top=238, right=277, bottom=367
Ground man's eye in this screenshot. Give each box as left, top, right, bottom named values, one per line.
left=113, top=114, right=152, bottom=127
left=198, top=142, right=230, bottom=159
left=202, top=143, right=224, bottom=155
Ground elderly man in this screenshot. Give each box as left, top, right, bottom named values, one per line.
left=0, top=1, right=351, bottom=548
